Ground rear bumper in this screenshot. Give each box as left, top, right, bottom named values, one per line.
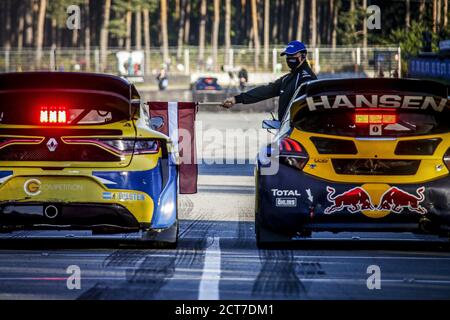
left=0, top=220, right=178, bottom=244
left=0, top=158, right=178, bottom=232
left=0, top=202, right=143, bottom=233
left=256, top=164, right=450, bottom=236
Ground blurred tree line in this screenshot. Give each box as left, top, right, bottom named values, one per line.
left=0, top=0, right=449, bottom=70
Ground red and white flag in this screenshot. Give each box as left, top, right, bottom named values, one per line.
left=148, top=101, right=198, bottom=194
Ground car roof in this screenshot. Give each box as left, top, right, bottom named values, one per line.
left=0, top=72, right=140, bottom=101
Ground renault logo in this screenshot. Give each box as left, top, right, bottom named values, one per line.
left=47, top=138, right=58, bottom=152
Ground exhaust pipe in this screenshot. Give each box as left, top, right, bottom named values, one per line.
left=419, top=217, right=436, bottom=234
left=44, top=205, right=59, bottom=219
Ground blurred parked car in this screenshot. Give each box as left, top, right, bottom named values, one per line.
left=191, top=77, right=223, bottom=102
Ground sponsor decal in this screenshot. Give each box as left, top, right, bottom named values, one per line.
left=103, top=192, right=145, bottom=201
left=23, top=180, right=83, bottom=196
left=275, top=198, right=297, bottom=207
left=324, top=185, right=427, bottom=216
left=314, top=158, right=328, bottom=163
left=306, top=95, right=447, bottom=112
left=325, top=186, right=374, bottom=214
left=41, top=184, right=83, bottom=192
left=378, top=186, right=426, bottom=214
left=271, top=189, right=301, bottom=197
left=24, top=179, right=42, bottom=196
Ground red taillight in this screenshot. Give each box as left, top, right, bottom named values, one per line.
left=279, top=137, right=302, bottom=153
left=40, top=107, right=67, bottom=124
left=278, top=137, right=309, bottom=171
left=63, top=138, right=159, bottom=155
left=133, top=139, right=160, bottom=155
left=0, top=138, right=42, bottom=149
left=355, top=112, right=397, bottom=125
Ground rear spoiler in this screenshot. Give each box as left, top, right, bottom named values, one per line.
left=290, top=78, right=449, bottom=117
left=0, top=72, right=140, bottom=117
left=297, top=78, right=448, bottom=98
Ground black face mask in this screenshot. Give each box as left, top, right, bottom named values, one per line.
left=286, top=56, right=301, bottom=70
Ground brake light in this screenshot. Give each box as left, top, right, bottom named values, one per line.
left=279, top=137, right=302, bottom=153
left=63, top=138, right=159, bottom=155
left=355, top=111, right=397, bottom=125
left=278, top=137, right=309, bottom=171
left=133, top=139, right=160, bottom=155
left=0, top=138, right=42, bottom=149
left=40, top=107, right=67, bottom=124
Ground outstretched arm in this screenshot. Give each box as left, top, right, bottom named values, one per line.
left=222, top=77, right=283, bottom=109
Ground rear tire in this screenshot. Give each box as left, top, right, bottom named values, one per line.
left=255, top=218, right=292, bottom=249
left=255, top=167, right=292, bottom=249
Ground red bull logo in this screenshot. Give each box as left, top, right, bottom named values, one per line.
left=378, top=186, right=426, bottom=214
left=324, top=186, right=427, bottom=215
left=324, top=186, right=375, bottom=214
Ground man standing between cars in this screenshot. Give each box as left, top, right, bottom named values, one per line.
left=222, top=41, right=317, bottom=120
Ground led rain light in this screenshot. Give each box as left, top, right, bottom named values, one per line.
left=40, top=107, right=67, bottom=124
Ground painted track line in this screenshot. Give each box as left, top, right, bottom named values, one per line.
left=198, top=237, right=221, bottom=300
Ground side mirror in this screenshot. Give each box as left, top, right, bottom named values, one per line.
left=262, top=119, right=281, bottom=130
left=150, top=116, right=164, bottom=130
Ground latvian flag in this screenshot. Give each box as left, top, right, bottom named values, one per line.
left=147, top=101, right=198, bottom=194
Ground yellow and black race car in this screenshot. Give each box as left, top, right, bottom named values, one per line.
left=0, top=72, right=181, bottom=247
left=255, top=78, right=450, bottom=247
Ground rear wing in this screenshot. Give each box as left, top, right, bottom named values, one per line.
left=0, top=72, right=140, bottom=117
left=289, top=78, right=450, bottom=118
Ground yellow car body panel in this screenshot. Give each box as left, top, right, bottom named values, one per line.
left=290, top=129, right=450, bottom=184
left=0, top=175, right=154, bottom=223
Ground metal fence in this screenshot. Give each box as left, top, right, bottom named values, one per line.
left=0, top=46, right=401, bottom=78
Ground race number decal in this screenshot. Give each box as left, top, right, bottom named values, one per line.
left=369, top=124, right=382, bottom=136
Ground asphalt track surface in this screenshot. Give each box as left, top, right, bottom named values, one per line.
left=1, top=113, right=450, bottom=300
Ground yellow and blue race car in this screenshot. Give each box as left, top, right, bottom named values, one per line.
left=0, top=72, right=182, bottom=247
left=255, top=78, right=450, bottom=247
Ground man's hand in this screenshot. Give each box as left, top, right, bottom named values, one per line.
left=222, top=97, right=236, bottom=109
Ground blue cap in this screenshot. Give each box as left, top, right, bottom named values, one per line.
left=280, top=40, right=307, bottom=56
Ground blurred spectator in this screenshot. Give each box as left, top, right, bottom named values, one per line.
left=206, top=56, right=213, bottom=71
left=156, top=68, right=168, bottom=91
left=392, top=68, right=399, bottom=78
left=238, top=67, right=248, bottom=91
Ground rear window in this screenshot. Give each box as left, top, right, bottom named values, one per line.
left=0, top=106, right=121, bottom=126
left=201, top=78, right=218, bottom=85
left=294, top=109, right=450, bottom=137
left=0, top=91, right=128, bottom=126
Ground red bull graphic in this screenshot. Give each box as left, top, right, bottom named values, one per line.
left=324, top=186, right=427, bottom=215
left=324, top=186, right=375, bottom=214
left=378, top=186, right=426, bottom=214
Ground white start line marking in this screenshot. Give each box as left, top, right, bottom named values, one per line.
left=198, top=237, right=221, bottom=300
